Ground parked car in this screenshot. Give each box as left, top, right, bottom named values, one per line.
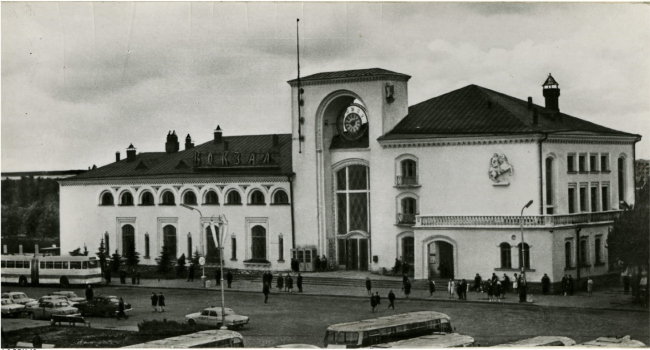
left=76, top=295, right=131, bottom=317
left=25, top=295, right=75, bottom=309
left=49, top=291, right=86, bottom=305
left=1, top=298, right=26, bottom=318
left=26, top=300, right=78, bottom=320
left=1, top=292, right=36, bottom=305
left=185, top=307, right=249, bottom=329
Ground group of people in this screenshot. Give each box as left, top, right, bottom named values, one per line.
left=261, top=272, right=303, bottom=303
left=214, top=269, right=234, bottom=288
left=370, top=290, right=397, bottom=312
left=314, top=255, right=328, bottom=272
left=560, top=274, right=575, bottom=296
left=150, top=292, right=166, bottom=312
left=392, top=257, right=411, bottom=276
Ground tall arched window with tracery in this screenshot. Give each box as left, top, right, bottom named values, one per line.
left=336, top=165, right=369, bottom=234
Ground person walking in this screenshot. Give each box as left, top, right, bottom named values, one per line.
left=502, top=274, right=510, bottom=299
left=158, top=292, right=165, bottom=312
left=428, top=278, right=436, bottom=298
left=404, top=278, right=412, bottom=299
left=460, top=279, right=468, bottom=300
left=188, top=264, right=195, bottom=282
left=215, top=270, right=221, bottom=286
left=321, top=255, right=328, bottom=272
left=402, top=274, right=408, bottom=291
left=541, top=274, right=550, bottom=295
left=448, top=279, right=455, bottom=299
left=370, top=293, right=378, bottom=313
left=366, top=277, right=372, bottom=296
left=587, top=277, right=594, bottom=296
left=456, top=280, right=463, bottom=300
left=474, top=273, right=482, bottom=292
left=388, top=290, right=396, bottom=309
left=491, top=273, right=498, bottom=283
left=263, top=283, right=270, bottom=304
left=277, top=273, right=284, bottom=291
left=117, top=297, right=128, bottom=320
left=151, top=292, right=158, bottom=312
left=287, top=274, right=294, bottom=293
left=375, top=292, right=381, bottom=306
left=297, top=273, right=303, bottom=293
left=226, top=271, right=233, bottom=288
left=315, top=256, right=321, bottom=273
left=85, top=285, right=94, bottom=302
left=568, top=275, right=575, bottom=296
left=494, top=281, right=502, bottom=302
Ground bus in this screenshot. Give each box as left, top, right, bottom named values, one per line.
left=324, top=311, right=454, bottom=348
left=1, top=254, right=102, bottom=286
left=496, top=336, right=576, bottom=347
left=576, top=336, right=646, bottom=348
left=371, top=333, right=474, bottom=348
left=123, top=330, right=244, bottom=348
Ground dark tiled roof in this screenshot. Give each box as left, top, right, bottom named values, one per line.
left=288, top=68, right=410, bottom=84
left=66, top=134, right=293, bottom=181
left=381, top=85, right=639, bottom=140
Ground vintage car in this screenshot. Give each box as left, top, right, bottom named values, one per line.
left=185, top=307, right=249, bottom=329
left=1, top=292, right=36, bottom=305
left=76, top=295, right=132, bottom=317
left=49, top=291, right=86, bottom=305
left=25, top=295, right=75, bottom=309
left=26, top=300, right=78, bottom=320
left=1, top=298, right=26, bottom=317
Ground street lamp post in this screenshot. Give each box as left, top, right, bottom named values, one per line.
left=519, top=200, right=534, bottom=302
left=181, top=204, right=229, bottom=330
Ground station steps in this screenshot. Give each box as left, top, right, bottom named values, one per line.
left=232, top=274, right=450, bottom=290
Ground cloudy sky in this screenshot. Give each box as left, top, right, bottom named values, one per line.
left=2, top=2, right=649, bottom=172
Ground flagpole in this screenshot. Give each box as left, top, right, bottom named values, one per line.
left=296, top=18, right=302, bottom=154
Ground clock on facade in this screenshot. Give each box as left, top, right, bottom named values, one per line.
left=337, top=103, right=369, bottom=141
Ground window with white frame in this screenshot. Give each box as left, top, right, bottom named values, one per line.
left=601, top=183, right=610, bottom=211
left=579, top=238, right=589, bottom=266
left=589, top=153, right=599, bottom=172
left=336, top=165, right=369, bottom=234
left=204, top=190, right=219, bottom=205
left=600, top=154, right=610, bottom=172
left=183, top=191, right=197, bottom=205
left=618, top=156, right=626, bottom=204
left=590, top=183, right=599, bottom=212
left=545, top=157, right=555, bottom=214
left=578, top=154, right=587, bottom=173
left=568, top=183, right=577, bottom=214
left=565, top=240, right=573, bottom=269
left=595, top=236, right=603, bottom=264
left=579, top=183, right=588, bottom=212
left=121, top=192, right=134, bottom=206
left=567, top=153, right=576, bottom=173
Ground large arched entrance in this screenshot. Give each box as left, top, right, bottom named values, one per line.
left=426, top=239, right=455, bottom=279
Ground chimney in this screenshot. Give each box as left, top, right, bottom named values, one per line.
left=527, top=97, right=533, bottom=110
left=214, top=126, right=222, bottom=144
left=185, top=134, right=194, bottom=150
left=116, top=152, right=121, bottom=162
left=223, top=141, right=229, bottom=151
left=542, top=73, right=560, bottom=112
left=272, top=134, right=279, bottom=148
left=126, top=144, right=137, bottom=162
left=165, top=130, right=180, bottom=153
left=533, top=108, right=539, bottom=125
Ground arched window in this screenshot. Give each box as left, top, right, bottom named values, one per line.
left=141, top=192, right=154, bottom=206
left=399, top=159, right=418, bottom=185
left=545, top=157, right=554, bottom=214
left=595, top=238, right=602, bottom=264
left=226, top=190, right=242, bottom=205
left=518, top=243, right=530, bottom=269
left=399, top=197, right=417, bottom=225
left=101, top=192, right=114, bottom=206
left=249, top=190, right=265, bottom=205
left=618, top=157, right=626, bottom=204
left=579, top=239, right=588, bottom=266
left=273, top=190, right=289, bottom=204
left=144, top=234, right=150, bottom=258
left=161, top=191, right=175, bottom=205
left=122, top=225, right=135, bottom=254
left=183, top=191, right=197, bottom=205
left=205, top=226, right=220, bottom=263
left=402, top=236, right=415, bottom=265
left=187, top=233, right=192, bottom=258
left=251, top=225, right=267, bottom=260
left=500, top=243, right=512, bottom=268
left=121, top=192, right=134, bottom=206
left=565, top=241, right=572, bottom=269
left=163, top=225, right=177, bottom=259
left=204, top=191, right=219, bottom=205
left=105, top=233, right=110, bottom=254
left=336, top=165, right=369, bottom=234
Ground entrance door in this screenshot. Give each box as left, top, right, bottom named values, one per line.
left=438, top=241, right=454, bottom=279
left=346, top=239, right=359, bottom=270
left=428, top=242, right=437, bottom=279
left=359, top=239, right=369, bottom=270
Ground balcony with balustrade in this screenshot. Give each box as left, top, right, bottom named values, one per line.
left=396, top=213, right=417, bottom=226
left=415, top=210, right=622, bottom=228
left=395, top=175, right=420, bottom=188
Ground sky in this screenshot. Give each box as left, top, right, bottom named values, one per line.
left=2, top=2, right=649, bottom=172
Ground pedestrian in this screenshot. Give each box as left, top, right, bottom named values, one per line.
left=315, top=256, right=321, bottom=273
left=136, top=271, right=141, bottom=284
left=117, top=297, right=128, bottom=320
left=448, top=279, right=455, bottom=299
left=32, top=333, right=43, bottom=348
left=158, top=292, right=165, bottom=312
left=85, top=284, right=94, bottom=301
left=263, top=283, right=270, bottom=303
left=456, top=280, right=463, bottom=300
left=366, top=277, right=372, bottom=296
left=393, top=258, right=402, bottom=276
left=502, top=274, right=510, bottom=298
left=494, top=281, right=502, bottom=302
left=568, top=275, right=574, bottom=296
left=587, top=277, right=593, bottom=296
left=297, top=273, right=303, bottom=293
left=623, top=274, right=631, bottom=295
left=487, top=280, right=494, bottom=302
left=105, top=269, right=111, bottom=285
left=491, top=273, right=498, bottom=283
left=404, top=278, right=412, bottom=299
left=541, top=273, right=550, bottom=295
left=513, top=273, right=519, bottom=294
left=215, top=270, right=221, bottom=286
left=370, top=293, right=378, bottom=313
left=402, top=274, right=408, bottom=291
left=388, top=290, right=396, bottom=309
left=474, top=273, right=482, bottom=292
left=518, top=274, right=528, bottom=303
left=428, top=278, right=436, bottom=298
left=561, top=274, right=568, bottom=296
left=277, top=273, right=284, bottom=290
left=151, top=292, right=158, bottom=312
left=226, top=271, right=233, bottom=288
left=461, top=279, right=468, bottom=300
left=321, top=255, right=328, bottom=272
left=375, top=292, right=381, bottom=306
left=188, top=264, right=195, bottom=282
left=287, top=274, right=294, bottom=293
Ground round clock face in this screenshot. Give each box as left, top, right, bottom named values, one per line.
left=338, top=103, right=368, bottom=141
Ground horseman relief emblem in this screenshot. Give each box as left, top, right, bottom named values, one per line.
left=488, top=153, right=514, bottom=185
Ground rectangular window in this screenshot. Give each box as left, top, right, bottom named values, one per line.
left=567, top=154, right=576, bottom=172
left=579, top=185, right=588, bottom=212
left=15, top=261, right=23, bottom=269
left=600, top=154, right=609, bottom=171
left=579, top=239, right=589, bottom=266
left=305, top=250, right=312, bottom=263
left=589, top=154, right=598, bottom=172
left=278, top=236, right=284, bottom=261
left=618, top=158, right=625, bottom=203
left=565, top=241, right=573, bottom=269
left=579, top=154, right=587, bottom=172
left=54, top=261, right=63, bottom=269
left=595, top=237, right=603, bottom=263
left=6, top=261, right=15, bottom=268
left=70, top=261, right=81, bottom=269
left=545, top=157, right=554, bottom=205
left=231, top=237, right=237, bottom=260
left=568, top=185, right=576, bottom=214
left=46, top=261, right=54, bottom=269
left=590, top=185, right=599, bottom=212
left=601, top=185, right=609, bottom=211
left=349, top=193, right=368, bottom=232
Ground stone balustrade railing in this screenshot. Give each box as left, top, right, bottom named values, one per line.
left=415, top=210, right=622, bottom=227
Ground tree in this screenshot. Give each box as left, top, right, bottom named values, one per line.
left=176, top=253, right=187, bottom=277
left=110, top=250, right=122, bottom=272
left=192, top=249, right=202, bottom=266
left=96, top=238, right=108, bottom=272
left=157, top=245, right=174, bottom=277
left=123, top=244, right=140, bottom=273
left=607, top=183, right=650, bottom=268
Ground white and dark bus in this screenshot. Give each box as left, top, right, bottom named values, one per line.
left=123, top=330, right=244, bottom=348
left=324, top=311, right=454, bottom=348
left=371, top=333, right=474, bottom=348
left=1, top=254, right=102, bottom=286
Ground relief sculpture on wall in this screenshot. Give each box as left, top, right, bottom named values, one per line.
left=488, top=153, right=514, bottom=185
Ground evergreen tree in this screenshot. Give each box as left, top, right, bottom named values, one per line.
left=157, top=245, right=174, bottom=277
left=123, top=244, right=140, bottom=272
left=192, top=249, right=202, bottom=266
left=96, top=238, right=108, bottom=272
left=176, top=253, right=187, bottom=277
left=110, top=250, right=122, bottom=272
left=608, top=183, right=650, bottom=268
